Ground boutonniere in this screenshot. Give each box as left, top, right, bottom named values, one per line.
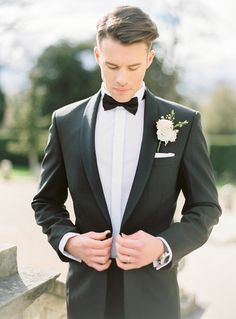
left=156, top=110, right=188, bottom=153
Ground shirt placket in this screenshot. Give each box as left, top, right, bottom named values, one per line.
left=110, top=107, right=126, bottom=257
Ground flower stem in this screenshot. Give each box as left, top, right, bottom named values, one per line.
left=157, top=141, right=161, bottom=153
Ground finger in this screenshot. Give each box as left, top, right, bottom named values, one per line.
left=86, top=236, right=112, bottom=250
left=121, top=231, right=140, bottom=239
left=117, top=233, right=138, bottom=243
left=116, top=258, right=134, bottom=271
left=90, top=247, right=111, bottom=256
left=95, top=237, right=113, bottom=250
left=116, top=251, right=134, bottom=264
left=116, top=242, right=137, bottom=257
left=88, top=230, right=111, bottom=240
left=82, top=242, right=111, bottom=261
left=116, top=235, right=141, bottom=250
left=90, top=255, right=111, bottom=265
left=92, top=259, right=112, bottom=272
left=101, top=236, right=113, bottom=247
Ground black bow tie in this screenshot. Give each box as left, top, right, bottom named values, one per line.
left=102, top=94, right=138, bottom=115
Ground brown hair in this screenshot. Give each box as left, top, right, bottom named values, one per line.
left=96, top=6, right=159, bottom=50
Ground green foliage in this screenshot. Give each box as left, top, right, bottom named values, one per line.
left=0, top=86, right=6, bottom=125
left=0, top=133, right=28, bottom=166
left=30, top=40, right=101, bottom=115
left=145, top=51, right=182, bottom=103
left=8, top=92, right=48, bottom=155
left=201, top=85, right=236, bottom=183
left=12, top=166, right=32, bottom=177
left=201, top=85, right=236, bottom=135
left=210, top=144, right=236, bottom=182
left=6, top=91, right=49, bottom=172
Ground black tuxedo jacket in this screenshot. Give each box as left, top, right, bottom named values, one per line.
left=32, top=89, right=221, bottom=319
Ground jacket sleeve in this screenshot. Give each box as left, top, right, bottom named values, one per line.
left=31, top=112, right=79, bottom=262
left=159, top=112, right=222, bottom=267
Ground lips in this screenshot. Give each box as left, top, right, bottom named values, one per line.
left=113, top=88, right=131, bottom=93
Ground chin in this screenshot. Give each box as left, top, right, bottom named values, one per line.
left=112, top=92, right=133, bottom=103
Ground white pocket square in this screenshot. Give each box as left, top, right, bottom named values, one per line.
left=154, top=152, right=175, bottom=158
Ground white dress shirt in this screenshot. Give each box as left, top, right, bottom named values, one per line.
left=96, top=82, right=145, bottom=256
left=59, top=82, right=172, bottom=270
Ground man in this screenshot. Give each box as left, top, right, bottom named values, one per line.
left=32, top=6, right=221, bottom=319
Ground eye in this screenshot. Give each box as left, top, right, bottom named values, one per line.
left=129, top=66, right=139, bottom=71
left=107, top=65, right=118, bottom=70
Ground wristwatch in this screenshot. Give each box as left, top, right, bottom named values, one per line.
left=158, top=251, right=171, bottom=266
left=153, top=241, right=171, bottom=268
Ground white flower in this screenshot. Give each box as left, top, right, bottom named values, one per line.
left=156, top=119, right=177, bottom=145
left=156, top=119, right=173, bottom=130
left=156, top=111, right=188, bottom=152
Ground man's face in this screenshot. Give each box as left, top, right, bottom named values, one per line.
left=94, top=37, right=155, bottom=102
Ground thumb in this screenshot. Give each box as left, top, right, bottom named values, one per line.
left=89, top=230, right=111, bottom=240
left=121, top=232, right=139, bottom=239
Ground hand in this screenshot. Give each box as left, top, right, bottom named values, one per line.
left=115, top=230, right=164, bottom=270
left=65, top=230, right=112, bottom=271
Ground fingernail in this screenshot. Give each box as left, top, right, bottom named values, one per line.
left=105, top=230, right=112, bottom=239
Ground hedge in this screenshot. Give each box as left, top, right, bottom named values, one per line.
left=210, top=144, right=236, bottom=181
left=0, top=136, right=28, bottom=166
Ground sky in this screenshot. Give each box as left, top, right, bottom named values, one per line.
left=1, top=0, right=236, bottom=100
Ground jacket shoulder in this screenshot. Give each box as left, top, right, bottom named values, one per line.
left=53, top=97, right=90, bottom=119
left=147, top=90, right=198, bottom=122
left=157, top=96, right=196, bottom=115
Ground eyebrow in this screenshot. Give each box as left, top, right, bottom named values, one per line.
left=105, top=61, right=142, bottom=67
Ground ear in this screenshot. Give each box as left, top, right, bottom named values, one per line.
left=146, top=50, right=155, bottom=69
left=94, top=46, right=100, bottom=64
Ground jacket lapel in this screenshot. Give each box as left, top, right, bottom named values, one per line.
left=80, top=91, right=111, bottom=226
left=121, top=90, right=160, bottom=226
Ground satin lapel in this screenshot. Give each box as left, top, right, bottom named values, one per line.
left=80, top=91, right=111, bottom=226
left=121, top=90, right=160, bottom=226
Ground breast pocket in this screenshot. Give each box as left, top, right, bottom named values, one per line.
left=153, top=157, right=176, bottom=167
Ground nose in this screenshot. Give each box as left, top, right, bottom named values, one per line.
left=116, top=70, right=128, bottom=86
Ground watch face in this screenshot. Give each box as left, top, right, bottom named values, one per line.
left=159, top=252, right=170, bottom=265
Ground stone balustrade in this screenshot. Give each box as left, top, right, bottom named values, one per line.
left=0, top=244, right=66, bottom=319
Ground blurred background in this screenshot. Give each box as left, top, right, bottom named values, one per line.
left=0, top=0, right=236, bottom=318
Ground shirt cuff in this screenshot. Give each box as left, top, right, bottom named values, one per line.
left=59, top=232, right=82, bottom=263
left=153, top=237, right=172, bottom=270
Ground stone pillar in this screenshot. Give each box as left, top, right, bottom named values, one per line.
left=0, top=244, right=18, bottom=278
left=0, top=160, right=13, bottom=179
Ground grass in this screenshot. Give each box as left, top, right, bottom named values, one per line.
left=0, top=166, right=33, bottom=178
left=13, top=166, right=33, bottom=177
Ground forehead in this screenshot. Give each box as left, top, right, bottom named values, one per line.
left=99, top=37, right=148, bottom=64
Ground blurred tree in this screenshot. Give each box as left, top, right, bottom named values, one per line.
left=7, top=89, right=49, bottom=174
left=201, top=85, right=236, bottom=135
left=145, top=50, right=182, bottom=103
left=29, top=40, right=101, bottom=115
left=29, top=40, right=182, bottom=116
left=0, top=86, right=6, bottom=125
